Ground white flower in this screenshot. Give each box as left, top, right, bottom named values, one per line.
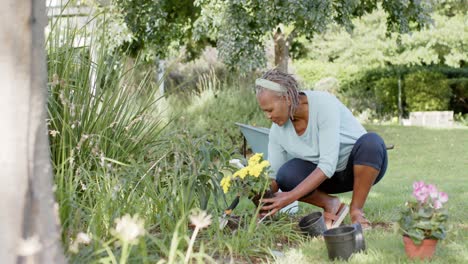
left=49, top=130, right=60, bottom=137
left=76, top=232, right=91, bottom=244
left=80, top=180, right=87, bottom=191
left=189, top=210, right=212, bottom=229
left=229, top=159, right=245, bottom=169
left=69, top=232, right=92, bottom=254
left=17, top=235, right=42, bottom=257
left=52, top=73, right=60, bottom=86
left=111, top=214, right=145, bottom=244
left=185, top=210, right=213, bottom=263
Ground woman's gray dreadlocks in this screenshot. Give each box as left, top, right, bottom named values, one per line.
left=255, top=69, right=300, bottom=120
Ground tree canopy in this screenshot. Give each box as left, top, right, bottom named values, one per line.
left=111, top=0, right=434, bottom=71
left=113, top=0, right=211, bottom=60
left=304, top=8, right=467, bottom=69
left=194, top=0, right=434, bottom=71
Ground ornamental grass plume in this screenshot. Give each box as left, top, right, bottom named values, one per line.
left=399, top=181, right=449, bottom=243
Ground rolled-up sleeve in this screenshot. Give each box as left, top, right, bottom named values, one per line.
left=316, top=96, right=340, bottom=178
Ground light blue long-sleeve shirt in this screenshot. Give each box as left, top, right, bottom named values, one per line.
left=268, top=91, right=366, bottom=178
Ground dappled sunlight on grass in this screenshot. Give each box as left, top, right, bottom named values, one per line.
left=274, top=248, right=313, bottom=264
left=367, top=191, right=383, bottom=199
left=445, top=239, right=468, bottom=261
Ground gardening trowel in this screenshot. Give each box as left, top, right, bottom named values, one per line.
left=219, top=195, right=240, bottom=229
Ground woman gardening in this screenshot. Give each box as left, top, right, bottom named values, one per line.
left=256, top=69, right=388, bottom=230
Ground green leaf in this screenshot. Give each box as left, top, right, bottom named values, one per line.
left=406, top=229, right=425, bottom=244
left=414, top=220, right=433, bottom=230
left=431, top=228, right=446, bottom=240
left=418, top=207, right=434, bottom=218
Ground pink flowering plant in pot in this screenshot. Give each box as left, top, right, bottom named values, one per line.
left=398, top=181, right=449, bottom=244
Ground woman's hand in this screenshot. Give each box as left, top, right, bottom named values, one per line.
left=260, top=191, right=296, bottom=216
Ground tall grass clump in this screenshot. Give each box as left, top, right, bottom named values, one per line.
left=45, top=11, right=179, bottom=261
left=46, top=13, right=258, bottom=263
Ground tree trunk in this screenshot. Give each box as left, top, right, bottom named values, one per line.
left=273, top=27, right=289, bottom=73
left=155, top=57, right=165, bottom=96
left=398, top=74, right=403, bottom=125
left=0, top=0, right=65, bottom=263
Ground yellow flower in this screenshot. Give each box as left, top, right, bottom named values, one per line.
left=248, top=153, right=263, bottom=166
left=249, top=160, right=270, bottom=178
left=261, top=160, right=269, bottom=166
left=220, top=176, right=232, bottom=193
left=238, top=167, right=249, bottom=179
left=249, top=164, right=262, bottom=177
left=259, top=160, right=270, bottom=170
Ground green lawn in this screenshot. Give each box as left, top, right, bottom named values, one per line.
left=272, top=125, right=468, bottom=263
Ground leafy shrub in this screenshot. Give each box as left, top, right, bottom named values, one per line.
left=448, top=78, right=468, bottom=113
left=373, top=77, right=399, bottom=116
left=339, top=65, right=467, bottom=117
left=404, top=71, right=451, bottom=111
left=339, top=67, right=405, bottom=117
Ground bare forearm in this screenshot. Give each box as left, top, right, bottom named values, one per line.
left=290, top=167, right=328, bottom=201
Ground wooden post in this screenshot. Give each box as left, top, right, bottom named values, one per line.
left=0, top=0, right=65, bottom=263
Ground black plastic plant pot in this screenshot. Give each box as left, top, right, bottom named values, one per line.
left=298, top=211, right=327, bottom=237
left=352, top=223, right=366, bottom=252
left=323, top=226, right=358, bottom=261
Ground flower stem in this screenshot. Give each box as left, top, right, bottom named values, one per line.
left=184, top=227, right=200, bottom=264
left=120, top=242, right=129, bottom=264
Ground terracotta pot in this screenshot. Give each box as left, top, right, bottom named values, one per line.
left=403, top=235, right=438, bottom=260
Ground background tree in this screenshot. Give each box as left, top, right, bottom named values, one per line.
left=303, top=9, right=467, bottom=69
left=101, top=0, right=433, bottom=73
left=293, top=2, right=467, bottom=117
left=194, top=0, right=433, bottom=72
left=113, top=0, right=212, bottom=61
left=0, top=0, right=64, bottom=262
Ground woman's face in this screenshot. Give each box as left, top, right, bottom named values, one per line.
left=256, top=90, right=290, bottom=126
